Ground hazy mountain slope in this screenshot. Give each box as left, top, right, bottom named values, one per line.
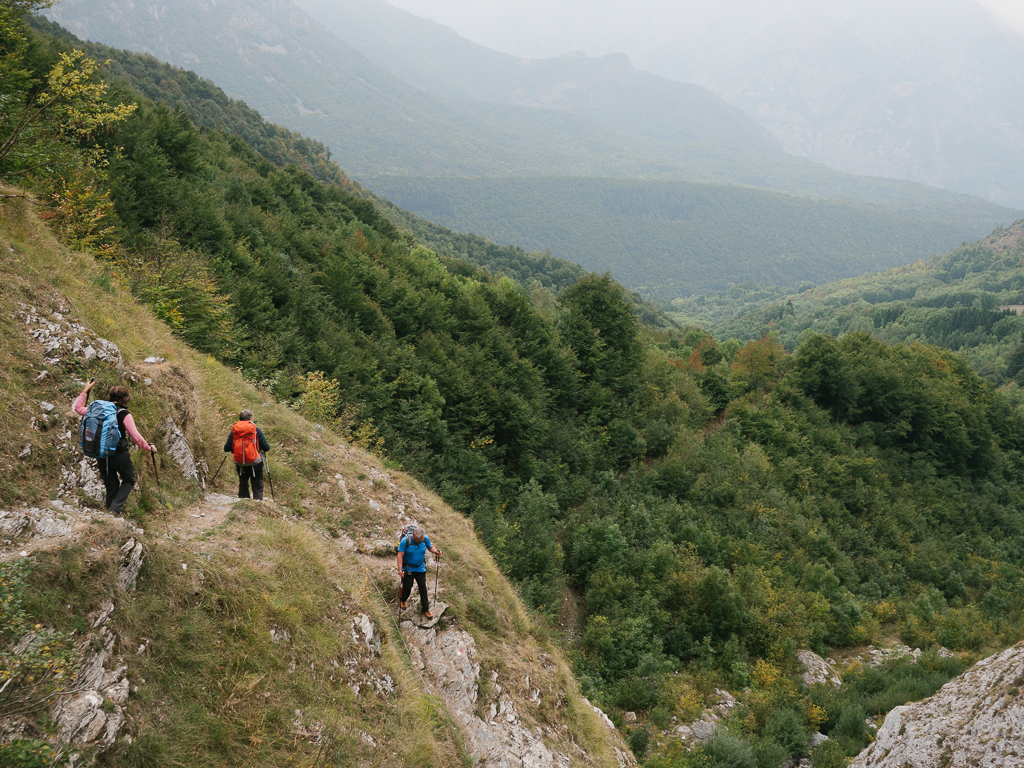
left=45, top=0, right=675, bottom=178
left=639, top=0, right=1024, bottom=208
left=41, top=0, right=1022, bottom=301
left=47, top=0, right=1020, bottom=212
left=293, top=0, right=795, bottom=188
left=295, top=0, right=1024, bottom=207
left=364, top=174, right=1017, bottom=297
left=406, top=0, right=1024, bottom=208
left=671, top=220, right=1024, bottom=382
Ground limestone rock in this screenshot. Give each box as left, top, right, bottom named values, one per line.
left=403, top=624, right=605, bottom=767
left=117, top=538, right=145, bottom=591
left=407, top=602, right=447, bottom=629
left=586, top=698, right=616, bottom=731
left=17, top=303, right=124, bottom=372
left=58, top=458, right=106, bottom=504
left=161, top=418, right=203, bottom=488
left=0, top=509, right=30, bottom=537
left=351, top=613, right=379, bottom=654
left=797, top=649, right=842, bottom=687
left=850, top=642, right=1024, bottom=767
left=690, top=720, right=718, bottom=743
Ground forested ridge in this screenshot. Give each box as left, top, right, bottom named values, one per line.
left=673, top=222, right=1024, bottom=386
left=363, top=174, right=1017, bottom=297
left=5, top=8, right=1024, bottom=767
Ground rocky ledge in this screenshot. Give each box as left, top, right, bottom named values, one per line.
left=851, top=642, right=1024, bottom=768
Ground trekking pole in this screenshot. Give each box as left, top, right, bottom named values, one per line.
left=262, top=452, right=276, bottom=501
left=149, top=447, right=160, bottom=486
left=211, top=454, right=228, bottom=485
left=433, top=552, right=441, bottom=602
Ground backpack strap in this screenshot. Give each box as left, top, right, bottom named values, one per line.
left=115, top=407, right=130, bottom=451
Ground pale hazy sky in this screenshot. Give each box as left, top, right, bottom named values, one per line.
left=387, top=0, right=1024, bottom=54
left=976, top=0, right=1024, bottom=35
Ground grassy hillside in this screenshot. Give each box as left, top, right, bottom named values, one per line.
left=364, top=175, right=1016, bottom=297
left=0, top=194, right=626, bottom=767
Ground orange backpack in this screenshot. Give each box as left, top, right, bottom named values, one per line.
left=232, top=421, right=261, bottom=466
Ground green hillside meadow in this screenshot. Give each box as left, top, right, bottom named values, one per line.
left=3, top=7, right=1024, bottom=768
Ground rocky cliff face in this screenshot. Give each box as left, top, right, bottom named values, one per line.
left=851, top=643, right=1024, bottom=768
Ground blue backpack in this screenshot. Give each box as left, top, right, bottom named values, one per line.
left=80, top=400, right=125, bottom=459
left=394, top=523, right=418, bottom=553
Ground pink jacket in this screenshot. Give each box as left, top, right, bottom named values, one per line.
left=73, top=392, right=152, bottom=451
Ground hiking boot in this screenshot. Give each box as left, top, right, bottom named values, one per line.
left=423, top=611, right=434, bottom=619
left=400, top=601, right=407, bottom=609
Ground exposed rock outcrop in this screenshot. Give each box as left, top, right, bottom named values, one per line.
left=797, top=649, right=842, bottom=687
left=17, top=302, right=124, bottom=372
left=160, top=417, right=204, bottom=487
left=0, top=503, right=142, bottom=562
left=47, top=600, right=133, bottom=762
left=402, top=622, right=615, bottom=768
left=851, top=642, right=1024, bottom=768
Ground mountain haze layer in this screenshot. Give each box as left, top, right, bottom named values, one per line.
left=390, top=0, right=1024, bottom=208
left=43, top=0, right=1022, bottom=297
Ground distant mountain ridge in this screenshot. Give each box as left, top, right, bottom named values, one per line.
left=396, top=0, right=1024, bottom=209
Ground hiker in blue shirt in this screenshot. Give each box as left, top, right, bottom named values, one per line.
left=397, top=527, right=442, bottom=617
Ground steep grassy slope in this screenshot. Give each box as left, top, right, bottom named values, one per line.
left=0, top=195, right=629, bottom=767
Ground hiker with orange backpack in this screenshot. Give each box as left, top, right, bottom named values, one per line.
left=223, top=409, right=270, bottom=500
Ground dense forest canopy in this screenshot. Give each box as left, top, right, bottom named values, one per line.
left=673, top=223, right=1024, bottom=386
left=362, top=174, right=1016, bottom=297
left=5, top=10, right=1024, bottom=767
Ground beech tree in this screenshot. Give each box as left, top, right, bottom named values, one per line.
left=0, top=1, right=135, bottom=181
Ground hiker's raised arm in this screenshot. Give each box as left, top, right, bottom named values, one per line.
left=122, top=413, right=155, bottom=453
left=73, top=389, right=89, bottom=416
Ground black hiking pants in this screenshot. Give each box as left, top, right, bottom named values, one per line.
left=97, top=450, right=135, bottom=514
left=401, top=570, right=429, bottom=612
left=237, top=462, right=264, bottom=500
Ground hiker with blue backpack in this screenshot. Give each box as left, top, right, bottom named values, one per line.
left=396, top=526, right=442, bottom=618
left=74, top=381, right=156, bottom=515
